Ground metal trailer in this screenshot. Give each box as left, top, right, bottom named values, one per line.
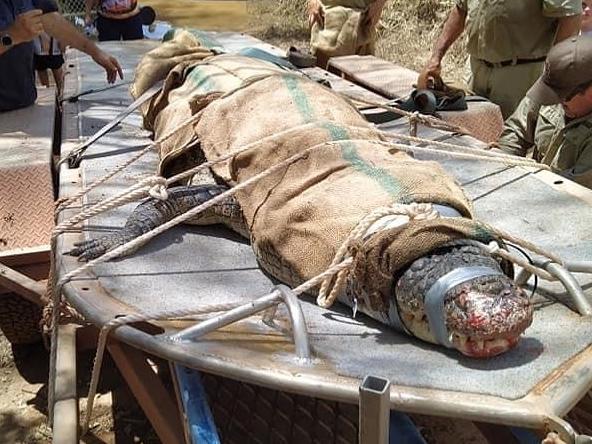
left=0, top=87, right=56, bottom=345
left=51, top=35, right=592, bottom=443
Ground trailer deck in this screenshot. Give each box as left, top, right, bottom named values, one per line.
left=54, top=36, right=592, bottom=442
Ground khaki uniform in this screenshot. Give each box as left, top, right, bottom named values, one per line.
left=499, top=96, right=592, bottom=189
left=457, top=0, right=581, bottom=118
left=310, top=0, right=378, bottom=59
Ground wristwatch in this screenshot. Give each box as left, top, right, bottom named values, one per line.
left=0, top=32, right=13, bottom=47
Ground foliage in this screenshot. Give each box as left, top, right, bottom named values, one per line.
left=248, top=0, right=468, bottom=82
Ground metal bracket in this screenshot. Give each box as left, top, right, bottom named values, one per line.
left=545, top=415, right=592, bottom=444
left=170, top=286, right=312, bottom=361
left=516, top=259, right=592, bottom=316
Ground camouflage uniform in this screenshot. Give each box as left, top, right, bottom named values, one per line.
left=499, top=96, right=592, bottom=189
left=310, top=0, right=378, bottom=58
left=457, top=0, right=582, bottom=118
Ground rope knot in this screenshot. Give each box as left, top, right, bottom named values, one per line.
left=148, top=176, right=169, bottom=200
left=405, top=202, right=438, bottom=220
left=316, top=202, right=438, bottom=309
left=486, top=240, right=500, bottom=255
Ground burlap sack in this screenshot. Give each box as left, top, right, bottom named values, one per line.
left=190, top=73, right=478, bottom=290
left=310, top=0, right=377, bottom=58
left=150, top=55, right=287, bottom=180
left=130, top=30, right=213, bottom=128
left=350, top=218, right=502, bottom=312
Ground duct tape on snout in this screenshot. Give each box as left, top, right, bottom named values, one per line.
left=424, top=266, right=504, bottom=348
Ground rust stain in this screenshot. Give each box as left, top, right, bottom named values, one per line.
left=532, top=346, right=592, bottom=395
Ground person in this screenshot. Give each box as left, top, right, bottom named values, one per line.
left=0, top=0, right=123, bottom=112
left=582, top=0, right=592, bottom=35
left=496, top=35, right=592, bottom=189
left=418, top=0, right=583, bottom=118
left=33, top=31, right=65, bottom=94
left=85, top=0, right=143, bottom=42
left=307, top=0, right=387, bottom=68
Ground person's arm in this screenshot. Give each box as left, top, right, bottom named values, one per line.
left=84, top=0, right=99, bottom=26
left=365, top=0, right=387, bottom=29
left=41, top=12, right=123, bottom=83
left=554, top=14, right=582, bottom=42
left=417, top=5, right=466, bottom=88
left=542, top=0, right=582, bottom=42
left=0, top=9, right=44, bottom=56
left=558, top=136, right=592, bottom=188
left=308, top=0, right=324, bottom=28
left=496, top=96, right=540, bottom=157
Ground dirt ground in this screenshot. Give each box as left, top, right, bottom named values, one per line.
left=0, top=332, right=158, bottom=444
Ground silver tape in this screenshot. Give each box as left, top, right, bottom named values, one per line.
left=424, top=266, right=504, bottom=348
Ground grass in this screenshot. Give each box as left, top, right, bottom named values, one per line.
left=247, top=0, right=469, bottom=84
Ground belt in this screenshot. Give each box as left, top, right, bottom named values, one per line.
left=479, top=56, right=546, bottom=68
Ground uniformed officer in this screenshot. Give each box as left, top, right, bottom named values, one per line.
left=418, top=0, right=582, bottom=118
left=307, top=0, right=387, bottom=68
left=497, top=35, right=592, bottom=189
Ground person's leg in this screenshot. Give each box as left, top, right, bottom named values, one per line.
left=389, top=411, right=427, bottom=444
left=468, top=56, right=492, bottom=99
left=96, top=15, right=122, bottom=41
left=51, top=67, right=64, bottom=96
left=120, top=13, right=144, bottom=40
left=36, top=69, right=50, bottom=87
left=486, top=62, right=544, bottom=119
left=34, top=55, right=50, bottom=87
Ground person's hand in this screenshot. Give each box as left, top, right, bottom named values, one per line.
left=542, top=432, right=568, bottom=444
left=84, top=14, right=93, bottom=26
left=92, top=49, right=123, bottom=84
left=8, top=9, right=44, bottom=45
left=417, top=58, right=442, bottom=89
left=308, top=0, right=324, bottom=28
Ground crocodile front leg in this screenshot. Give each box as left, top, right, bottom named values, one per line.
left=68, top=184, right=245, bottom=261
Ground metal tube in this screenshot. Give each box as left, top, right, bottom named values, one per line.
left=275, top=285, right=311, bottom=361
left=515, top=258, right=592, bottom=316
left=544, top=262, right=592, bottom=316
left=359, top=375, right=390, bottom=444
left=515, top=269, right=532, bottom=286
left=171, top=292, right=282, bottom=342
left=565, top=261, right=592, bottom=274
left=52, top=324, right=79, bottom=444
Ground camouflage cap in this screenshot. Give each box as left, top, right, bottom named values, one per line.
left=527, top=35, right=592, bottom=106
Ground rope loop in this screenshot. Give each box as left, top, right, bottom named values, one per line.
left=316, top=202, right=437, bottom=308
left=147, top=176, right=168, bottom=200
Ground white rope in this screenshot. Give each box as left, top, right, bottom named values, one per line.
left=82, top=256, right=355, bottom=435
left=351, top=96, right=470, bottom=134
left=317, top=203, right=438, bottom=308
left=346, top=138, right=551, bottom=170
left=379, top=130, right=538, bottom=162
left=49, top=93, right=562, bottom=432
left=54, top=143, right=154, bottom=215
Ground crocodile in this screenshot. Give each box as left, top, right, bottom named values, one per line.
left=68, top=70, right=533, bottom=359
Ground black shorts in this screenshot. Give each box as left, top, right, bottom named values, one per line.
left=34, top=54, right=65, bottom=71
left=96, top=13, right=144, bottom=41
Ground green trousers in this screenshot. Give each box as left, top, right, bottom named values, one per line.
left=468, top=57, right=544, bottom=119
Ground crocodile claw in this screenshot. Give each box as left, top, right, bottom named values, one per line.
left=67, top=233, right=132, bottom=262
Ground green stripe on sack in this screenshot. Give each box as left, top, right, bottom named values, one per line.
left=282, top=75, right=403, bottom=197
left=186, top=67, right=217, bottom=93
left=472, top=223, right=495, bottom=242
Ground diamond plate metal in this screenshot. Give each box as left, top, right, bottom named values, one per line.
left=201, top=373, right=359, bottom=444
left=0, top=87, right=55, bottom=252
left=0, top=164, right=54, bottom=251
